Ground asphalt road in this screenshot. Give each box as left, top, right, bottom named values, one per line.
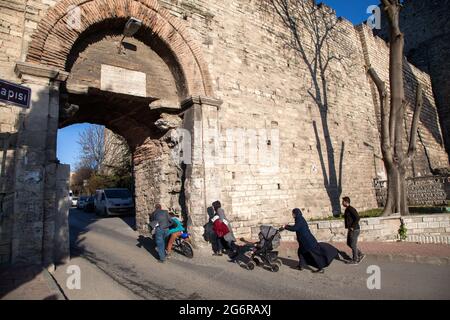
left=53, top=209, right=450, bottom=300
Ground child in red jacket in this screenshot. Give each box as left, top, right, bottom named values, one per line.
left=211, top=215, right=238, bottom=258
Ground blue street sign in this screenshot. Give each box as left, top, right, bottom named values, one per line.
left=0, top=79, right=31, bottom=108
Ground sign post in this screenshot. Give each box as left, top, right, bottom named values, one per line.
left=0, top=79, right=31, bottom=108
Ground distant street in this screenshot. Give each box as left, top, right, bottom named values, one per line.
left=53, top=209, right=450, bottom=300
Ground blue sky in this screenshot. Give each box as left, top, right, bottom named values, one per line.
left=56, top=1, right=379, bottom=169
left=57, top=123, right=88, bottom=169
left=321, top=0, right=382, bottom=24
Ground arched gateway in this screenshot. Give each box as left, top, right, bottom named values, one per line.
left=12, top=0, right=222, bottom=268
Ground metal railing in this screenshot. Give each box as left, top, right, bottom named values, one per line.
left=374, top=175, right=450, bottom=207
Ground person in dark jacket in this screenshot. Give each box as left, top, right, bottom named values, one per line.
left=342, top=197, right=365, bottom=264
left=211, top=201, right=238, bottom=259
left=281, top=208, right=339, bottom=273
left=150, top=204, right=174, bottom=263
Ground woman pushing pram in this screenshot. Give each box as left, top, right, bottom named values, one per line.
left=244, top=208, right=341, bottom=273
left=280, top=208, right=341, bottom=273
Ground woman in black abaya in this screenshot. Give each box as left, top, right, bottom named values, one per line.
left=281, top=208, right=340, bottom=273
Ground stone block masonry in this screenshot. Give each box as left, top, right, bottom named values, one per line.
left=279, top=214, right=450, bottom=245
left=0, top=0, right=448, bottom=265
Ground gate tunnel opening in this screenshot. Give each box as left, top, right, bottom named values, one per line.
left=6, top=0, right=219, bottom=268
left=57, top=17, right=190, bottom=236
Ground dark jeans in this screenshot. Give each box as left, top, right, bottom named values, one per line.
left=211, top=233, right=223, bottom=253
left=212, top=234, right=237, bottom=255
left=222, top=238, right=237, bottom=254
left=347, top=229, right=362, bottom=261
left=155, top=227, right=168, bottom=261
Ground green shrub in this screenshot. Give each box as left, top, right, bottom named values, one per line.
left=359, top=208, right=384, bottom=218
left=398, top=220, right=408, bottom=241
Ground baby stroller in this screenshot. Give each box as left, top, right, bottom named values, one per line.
left=245, top=225, right=283, bottom=272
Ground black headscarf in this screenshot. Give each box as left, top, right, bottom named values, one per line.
left=290, top=208, right=338, bottom=269
left=212, top=201, right=221, bottom=211
left=293, top=208, right=303, bottom=218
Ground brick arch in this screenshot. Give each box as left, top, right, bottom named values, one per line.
left=26, top=0, right=213, bottom=97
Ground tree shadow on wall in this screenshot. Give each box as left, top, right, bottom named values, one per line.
left=262, top=1, right=353, bottom=215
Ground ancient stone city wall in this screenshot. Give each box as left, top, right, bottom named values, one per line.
left=0, top=0, right=448, bottom=251
left=156, top=0, right=447, bottom=238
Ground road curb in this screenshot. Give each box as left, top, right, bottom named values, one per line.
left=279, top=248, right=450, bottom=266
left=369, top=254, right=450, bottom=266
left=42, top=269, right=68, bottom=300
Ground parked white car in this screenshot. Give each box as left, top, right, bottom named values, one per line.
left=95, top=188, right=134, bottom=217
left=71, top=196, right=78, bottom=207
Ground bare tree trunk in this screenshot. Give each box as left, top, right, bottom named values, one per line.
left=387, top=1, right=409, bottom=216
left=367, top=1, right=424, bottom=216
left=383, top=173, right=395, bottom=216
left=399, top=169, right=409, bottom=216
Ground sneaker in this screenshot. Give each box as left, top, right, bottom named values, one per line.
left=358, top=254, right=366, bottom=263
left=346, top=260, right=359, bottom=265
left=158, top=260, right=165, bottom=264
left=296, top=265, right=303, bottom=271
left=212, top=252, right=223, bottom=256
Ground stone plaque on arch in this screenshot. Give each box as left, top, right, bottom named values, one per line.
left=100, top=64, right=147, bottom=97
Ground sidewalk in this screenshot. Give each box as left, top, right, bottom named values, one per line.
left=0, top=265, right=66, bottom=300
left=278, top=241, right=450, bottom=265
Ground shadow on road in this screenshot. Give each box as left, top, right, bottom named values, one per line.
left=278, top=249, right=350, bottom=272
left=68, top=208, right=139, bottom=261
left=0, top=265, right=43, bottom=299
left=278, top=257, right=314, bottom=272
left=120, top=215, right=137, bottom=231
left=136, top=235, right=160, bottom=260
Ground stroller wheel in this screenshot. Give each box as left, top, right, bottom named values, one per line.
left=274, top=259, right=282, bottom=267
left=247, top=261, right=256, bottom=270
left=253, top=257, right=261, bottom=266
left=270, top=264, right=280, bottom=273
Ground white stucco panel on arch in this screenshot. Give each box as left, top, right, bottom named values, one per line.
left=100, top=64, right=147, bottom=97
